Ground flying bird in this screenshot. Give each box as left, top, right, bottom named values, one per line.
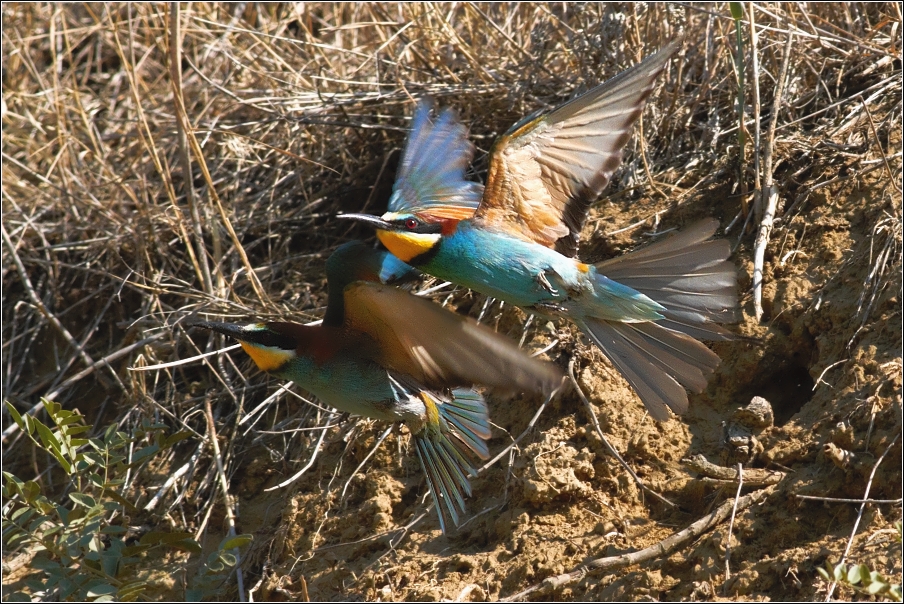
left=342, top=43, right=741, bottom=421
left=190, top=241, right=562, bottom=533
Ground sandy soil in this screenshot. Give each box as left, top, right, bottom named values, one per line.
left=2, top=4, right=900, bottom=602
left=219, top=172, right=900, bottom=602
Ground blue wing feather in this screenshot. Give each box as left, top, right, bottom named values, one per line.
left=389, top=100, right=483, bottom=216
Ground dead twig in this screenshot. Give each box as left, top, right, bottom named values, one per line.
left=169, top=3, right=214, bottom=296
left=568, top=359, right=676, bottom=509
left=824, top=432, right=901, bottom=601
left=682, top=454, right=784, bottom=487
left=752, top=31, right=794, bottom=321
left=796, top=494, right=902, bottom=505
left=203, top=397, right=246, bottom=602
left=723, top=463, right=744, bottom=590
left=502, top=487, right=774, bottom=601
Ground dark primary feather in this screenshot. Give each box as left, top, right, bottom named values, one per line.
left=343, top=282, right=564, bottom=395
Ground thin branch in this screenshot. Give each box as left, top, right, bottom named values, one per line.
left=169, top=2, right=214, bottom=295
left=568, top=359, right=676, bottom=509
left=753, top=31, right=794, bottom=321
left=825, top=432, right=901, bottom=601
left=722, top=463, right=745, bottom=590
left=203, top=397, right=246, bottom=602
left=502, top=488, right=773, bottom=601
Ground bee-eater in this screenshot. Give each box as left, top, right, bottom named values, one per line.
left=190, top=241, right=562, bottom=533
left=341, top=42, right=741, bottom=421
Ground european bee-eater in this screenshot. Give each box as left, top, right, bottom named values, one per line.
left=342, top=43, right=741, bottom=421
left=190, top=241, right=562, bottom=533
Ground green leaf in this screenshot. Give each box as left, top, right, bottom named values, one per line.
left=103, top=491, right=139, bottom=513
left=219, top=552, right=237, bottom=566
left=51, top=502, right=69, bottom=524
left=79, top=451, right=104, bottom=467
left=139, top=531, right=195, bottom=546
left=58, top=576, right=81, bottom=600
left=58, top=414, right=86, bottom=427
left=34, top=418, right=60, bottom=451
left=87, top=583, right=118, bottom=597
left=129, top=444, right=160, bottom=466
left=101, top=525, right=128, bottom=534
left=11, top=506, right=35, bottom=523
left=27, top=514, right=50, bottom=532
left=206, top=558, right=225, bottom=572
left=121, top=544, right=152, bottom=557
left=3, top=471, right=24, bottom=489
left=220, top=534, right=253, bottom=551
left=32, top=555, right=62, bottom=570
left=868, top=580, right=887, bottom=595
left=22, top=480, right=41, bottom=503
left=104, top=423, right=118, bottom=443
left=25, top=579, right=48, bottom=592
left=35, top=497, right=56, bottom=515
left=847, top=564, right=865, bottom=584
left=100, top=550, right=121, bottom=577
left=43, top=399, right=61, bottom=417
left=5, top=401, right=25, bottom=432
left=729, top=2, right=744, bottom=20
left=69, top=493, right=97, bottom=508
left=66, top=505, right=85, bottom=523
left=167, top=538, right=203, bottom=554
left=6, top=591, right=31, bottom=602
left=833, top=563, right=846, bottom=582
left=118, top=580, right=149, bottom=602
left=161, top=431, right=194, bottom=449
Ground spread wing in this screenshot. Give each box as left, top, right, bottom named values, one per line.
left=388, top=99, right=484, bottom=220
left=343, top=282, right=563, bottom=395
left=475, top=42, right=680, bottom=257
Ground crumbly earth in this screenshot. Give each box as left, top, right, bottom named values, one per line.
left=2, top=4, right=900, bottom=602
left=217, top=173, right=901, bottom=602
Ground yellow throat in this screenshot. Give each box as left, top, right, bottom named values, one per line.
left=376, top=229, right=439, bottom=263
left=240, top=342, right=294, bottom=372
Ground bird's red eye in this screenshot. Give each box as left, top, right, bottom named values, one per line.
left=404, top=218, right=418, bottom=230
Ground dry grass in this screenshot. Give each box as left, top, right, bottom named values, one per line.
left=2, top=3, right=901, bottom=601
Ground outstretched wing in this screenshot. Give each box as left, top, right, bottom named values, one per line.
left=343, top=282, right=563, bottom=395
left=388, top=99, right=484, bottom=220
left=475, top=43, right=680, bottom=257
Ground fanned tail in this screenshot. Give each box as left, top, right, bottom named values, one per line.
left=581, top=220, right=741, bottom=420
left=413, top=388, right=490, bottom=534
left=594, top=219, right=740, bottom=340
left=578, top=317, right=721, bottom=421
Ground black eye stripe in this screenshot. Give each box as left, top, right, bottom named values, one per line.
left=394, top=219, right=441, bottom=235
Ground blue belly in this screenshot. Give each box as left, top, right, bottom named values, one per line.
left=273, top=355, right=404, bottom=422
left=423, top=224, right=583, bottom=308
left=420, top=222, right=665, bottom=322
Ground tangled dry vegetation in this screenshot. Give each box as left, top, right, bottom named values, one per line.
left=3, top=3, right=901, bottom=601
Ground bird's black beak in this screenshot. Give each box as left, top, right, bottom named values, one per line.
left=337, top=213, right=393, bottom=230
left=186, top=319, right=251, bottom=340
